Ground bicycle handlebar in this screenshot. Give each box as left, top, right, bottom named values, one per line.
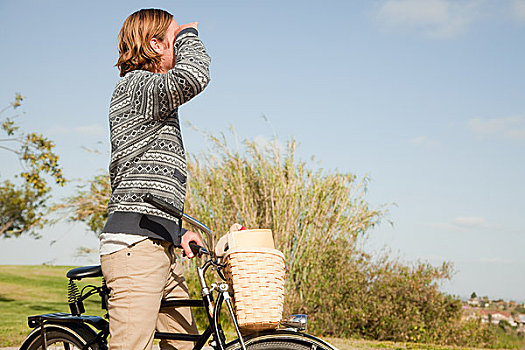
left=144, top=194, right=183, bottom=219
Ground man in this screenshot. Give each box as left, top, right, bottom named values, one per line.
left=100, top=8, right=211, bottom=350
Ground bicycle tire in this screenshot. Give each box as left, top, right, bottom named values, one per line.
left=225, top=331, right=338, bottom=350
left=22, top=325, right=100, bottom=350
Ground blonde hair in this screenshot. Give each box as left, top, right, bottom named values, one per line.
left=116, top=9, right=173, bottom=77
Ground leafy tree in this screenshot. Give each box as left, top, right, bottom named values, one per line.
left=54, top=172, right=109, bottom=236
left=0, top=94, right=65, bottom=237
left=471, top=292, right=478, bottom=299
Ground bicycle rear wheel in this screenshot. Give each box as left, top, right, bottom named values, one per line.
left=22, top=326, right=100, bottom=350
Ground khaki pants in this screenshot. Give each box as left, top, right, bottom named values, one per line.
left=101, top=238, right=198, bottom=350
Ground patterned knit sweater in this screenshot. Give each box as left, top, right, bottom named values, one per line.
left=101, top=28, right=210, bottom=245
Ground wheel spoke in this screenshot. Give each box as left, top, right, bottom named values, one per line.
left=64, top=341, right=71, bottom=350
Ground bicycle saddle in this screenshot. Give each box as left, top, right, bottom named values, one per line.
left=66, top=265, right=103, bottom=280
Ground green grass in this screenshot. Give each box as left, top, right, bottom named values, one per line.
left=0, top=265, right=105, bottom=347
left=0, top=265, right=511, bottom=349
left=324, top=337, right=495, bottom=350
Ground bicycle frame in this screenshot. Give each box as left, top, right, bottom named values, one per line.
left=153, top=253, right=246, bottom=350
left=157, top=213, right=247, bottom=350
left=22, top=210, right=323, bottom=350
left=23, top=213, right=247, bottom=350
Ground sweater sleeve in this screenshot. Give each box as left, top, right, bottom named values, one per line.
left=139, top=29, right=211, bottom=120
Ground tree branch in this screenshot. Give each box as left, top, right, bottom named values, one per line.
left=0, top=144, right=20, bottom=153
left=0, top=138, right=20, bottom=142
left=0, top=218, right=16, bottom=236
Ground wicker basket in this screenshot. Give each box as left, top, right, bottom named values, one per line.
left=223, top=247, right=286, bottom=332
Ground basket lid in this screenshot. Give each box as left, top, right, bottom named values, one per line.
left=215, top=229, right=275, bottom=257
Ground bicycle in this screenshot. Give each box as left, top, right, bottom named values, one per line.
left=19, top=194, right=338, bottom=350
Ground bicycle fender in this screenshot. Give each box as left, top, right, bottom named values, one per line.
left=27, top=312, right=108, bottom=330
left=19, top=323, right=99, bottom=350
left=225, top=329, right=339, bottom=350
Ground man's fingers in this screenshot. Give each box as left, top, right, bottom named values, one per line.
left=182, top=231, right=204, bottom=258
left=183, top=245, right=194, bottom=258
left=175, top=22, right=199, bottom=37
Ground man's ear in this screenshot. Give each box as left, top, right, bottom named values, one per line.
left=150, top=38, right=163, bottom=54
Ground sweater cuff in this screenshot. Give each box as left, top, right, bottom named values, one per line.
left=174, top=227, right=188, bottom=249
left=176, top=27, right=198, bottom=39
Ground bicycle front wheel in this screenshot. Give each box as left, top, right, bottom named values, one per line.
left=22, top=326, right=100, bottom=350
left=226, top=331, right=338, bottom=350
left=242, top=340, right=310, bottom=350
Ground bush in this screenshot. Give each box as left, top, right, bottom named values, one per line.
left=184, top=134, right=485, bottom=345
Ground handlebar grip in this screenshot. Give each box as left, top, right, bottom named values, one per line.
left=187, top=241, right=209, bottom=257
left=189, top=241, right=202, bottom=256
left=143, top=194, right=183, bottom=219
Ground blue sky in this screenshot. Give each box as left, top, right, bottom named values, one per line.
left=0, top=0, right=524, bottom=301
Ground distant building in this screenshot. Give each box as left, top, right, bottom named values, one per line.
left=479, top=310, right=516, bottom=327
left=461, top=297, right=525, bottom=331
left=516, top=314, right=525, bottom=332
left=468, top=297, right=480, bottom=307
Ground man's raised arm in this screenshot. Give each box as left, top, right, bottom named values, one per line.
left=142, top=23, right=211, bottom=119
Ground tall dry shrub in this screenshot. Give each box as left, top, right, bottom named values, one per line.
left=184, top=134, right=384, bottom=327
left=184, top=134, right=491, bottom=346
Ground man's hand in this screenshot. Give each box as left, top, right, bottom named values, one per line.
left=174, top=22, right=199, bottom=38
left=181, top=230, right=204, bottom=258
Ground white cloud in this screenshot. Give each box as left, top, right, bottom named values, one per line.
left=512, top=0, right=525, bottom=21
left=466, top=116, right=525, bottom=141
left=375, top=0, right=481, bottom=38
left=409, top=135, right=439, bottom=147
left=253, top=135, right=286, bottom=154
left=478, top=257, right=515, bottom=264
left=379, top=0, right=450, bottom=25
left=410, top=136, right=429, bottom=145
left=452, top=216, right=488, bottom=229
left=506, top=128, right=525, bottom=140
left=430, top=216, right=493, bottom=232
left=73, top=124, right=106, bottom=137
left=47, top=124, right=106, bottom=137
